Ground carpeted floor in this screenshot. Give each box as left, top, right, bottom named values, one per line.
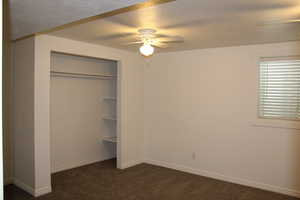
left=4, top=159, right=299, bottom=200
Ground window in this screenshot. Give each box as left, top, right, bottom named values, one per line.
left=259, top=58, right=300, bottom=120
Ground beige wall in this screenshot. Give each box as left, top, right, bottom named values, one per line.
left=144, top=41, right=300, bottom=197
left=13, top=37, right=35, bottom=191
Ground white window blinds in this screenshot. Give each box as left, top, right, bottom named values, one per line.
left=259, top=59, right=300, bottom=120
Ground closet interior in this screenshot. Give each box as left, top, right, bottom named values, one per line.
left=50, top=52, right=118, bottom=173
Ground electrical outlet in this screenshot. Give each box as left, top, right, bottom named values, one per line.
left=192, top=152, right=196, bottom=160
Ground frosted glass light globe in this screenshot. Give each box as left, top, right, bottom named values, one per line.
left=139, top=44, right=154, bottom=56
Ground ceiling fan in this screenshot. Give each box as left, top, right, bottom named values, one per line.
left=120, top=28, right=184, bottom=56
left=260, top=18, right=300, bottom=26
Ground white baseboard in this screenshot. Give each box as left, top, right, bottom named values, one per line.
left=52, top=155, right=115, bottom=173
left=13, top=178, right=35, bottom=196
left=145, top=159, right=300, bottom=198
left=120, top=160, right=142, bottom=169
left=13, top=178, right=52, bottom=197
left=34, top=186, right=52, bottom=197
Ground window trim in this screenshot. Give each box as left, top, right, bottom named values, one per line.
left=251, top=118, right=300, bottom=130
left=257, top=55, right=300, bottom=121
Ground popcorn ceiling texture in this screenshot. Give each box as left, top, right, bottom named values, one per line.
left=49, top=0, right=300, bottom=52
left=10, top=0, right=147, bottom=39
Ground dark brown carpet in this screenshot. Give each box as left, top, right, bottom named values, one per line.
left=5, top=159, right=299, bottom=200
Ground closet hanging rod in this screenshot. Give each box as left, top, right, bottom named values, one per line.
left=50, top=70, right=115, bottom=79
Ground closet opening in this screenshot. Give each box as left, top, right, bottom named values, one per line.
left=49, top=51, right=120, bottom=173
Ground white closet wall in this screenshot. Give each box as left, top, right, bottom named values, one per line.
left=50, top=52, right=117, bottom=173
left=12, top=37, right=35, bottom=190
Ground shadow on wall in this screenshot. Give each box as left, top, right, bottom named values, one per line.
left=3, top=0, right=13, bottom=185
left=290, top=128, right=300, bottom=191
left=288, top=49, right=300, bottom=192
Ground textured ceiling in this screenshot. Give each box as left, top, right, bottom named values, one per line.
left=10, top=0, right=148, bottom=39
left=49, top=0, right=300, bottom=52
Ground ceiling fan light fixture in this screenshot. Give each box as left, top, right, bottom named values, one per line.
left=139, top=44, right=154, bottom=57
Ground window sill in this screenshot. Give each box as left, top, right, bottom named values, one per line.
left=251, top=118, right=300, bottom=130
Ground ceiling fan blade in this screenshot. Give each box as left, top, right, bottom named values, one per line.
left=155, top=34, right=184, bottom=40
left=153, top=33, right=177, bottom=38
left=122, top=41, right=143, bottom=45
left=160, top=40, right=184, bottom=44
left=152, top=42, right=168, bottom=48
left=283, top=19, right=300, bottom=24
left=159, top=36, right=184, bottom=42
left=259, top=18, right=300, bottom=26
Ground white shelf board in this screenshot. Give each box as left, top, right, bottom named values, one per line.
left=103, top=97, right=116, bottom=101
left=102, top=137, right=117, bottom=143
left=50, top=70, right=116, bottom=80
left=103, top=116, right=117, bottom=121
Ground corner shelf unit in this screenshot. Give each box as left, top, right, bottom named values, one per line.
left=102, top=116, right=117, bottom=121
left=103, top=97, right=116, bottom=101
left=102, top=137, right=117, bottom=143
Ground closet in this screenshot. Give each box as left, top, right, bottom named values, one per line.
left=50, top=52, right=118, bottom=173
